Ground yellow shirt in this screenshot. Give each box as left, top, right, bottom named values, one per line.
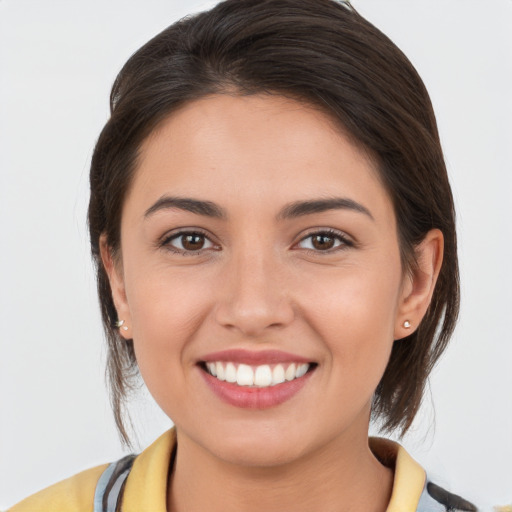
left=6, top=429, right=446, bottom=512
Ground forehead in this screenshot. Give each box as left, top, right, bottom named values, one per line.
left=126, top=93, right=392, bottom=223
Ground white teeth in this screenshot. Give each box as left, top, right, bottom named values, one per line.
left=296, top=363, right=308, bottom=378
left=272, top=364, right=285, bottom=385
left=236, top=364, right=254, bottom=386
left=254, top=365, right=272, bottom=387
left=285, top=363, right=296, bottom=381
left=207, top=362, right=217, bottom=376
left=205, top=361, right=311, bottom=387
left=216, top=362, right=225, bottom=381
left=225, top=362, right=237, bottom=383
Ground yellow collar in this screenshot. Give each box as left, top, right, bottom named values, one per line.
left=122, top=428, right=176, bottom=512
left=123, top=429, right=425, bottom=512
left=370, top=437, right=426, bottom=512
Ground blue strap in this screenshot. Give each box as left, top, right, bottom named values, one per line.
left=93, top=455, right=136, bottom=512
left=93, top=464, right=117, bottom=512
left=416, top=475, right=478, bottom=512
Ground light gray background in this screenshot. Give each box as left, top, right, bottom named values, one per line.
left=1, top=1, right=511, bottom=509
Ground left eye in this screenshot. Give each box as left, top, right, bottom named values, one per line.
left=297, top=231, right=351, bottom=252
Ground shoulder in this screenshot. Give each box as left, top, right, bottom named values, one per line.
left=369, top=438, right=478, bottom=512
left=7, top=464, right=108, bottom=512
left=7, top=429, right=176, bottom=512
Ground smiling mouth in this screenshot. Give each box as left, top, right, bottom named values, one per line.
left=199, top=361, right=317, bottom=388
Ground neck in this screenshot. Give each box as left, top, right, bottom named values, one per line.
left=167, top=426, right=393, bottom=512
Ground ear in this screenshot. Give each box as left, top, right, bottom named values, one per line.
left=394, top=229, right=444, bottom=340
left=100, top=234, right=132, bottom=339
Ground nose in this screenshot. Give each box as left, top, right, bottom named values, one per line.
left=213, top=244, right=295, bottom=338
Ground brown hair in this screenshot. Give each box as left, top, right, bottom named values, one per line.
left=88, top=0, right=459, bottom=446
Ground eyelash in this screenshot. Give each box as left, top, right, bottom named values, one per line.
left=159, top=229, right=217, bottom=256
left=159, top=228, right=354, bottom=256
left=297, top=228, right=354, bottom=254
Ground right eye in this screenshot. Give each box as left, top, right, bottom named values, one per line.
left=161, top=231, right=217, bottom=255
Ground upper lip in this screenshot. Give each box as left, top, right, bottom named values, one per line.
left=199, top=349, right=313, bottom=365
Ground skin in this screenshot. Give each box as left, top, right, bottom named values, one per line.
left=102, top=94, right=443, bottom=512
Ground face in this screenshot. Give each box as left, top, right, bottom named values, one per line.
left=107, top=94, right=418, bottom=467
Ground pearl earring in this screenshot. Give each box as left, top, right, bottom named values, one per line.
left=403, top=320, right=411, bottom=329
left=116, top=319, right=129, bottom=331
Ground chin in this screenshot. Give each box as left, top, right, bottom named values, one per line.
left=179, top=416, right=306, bottom=468
left=212, top=436, right=307, bottom=468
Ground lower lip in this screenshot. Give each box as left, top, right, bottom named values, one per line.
left=199, top=367, right=314, bottom=409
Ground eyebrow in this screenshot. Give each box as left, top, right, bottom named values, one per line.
left=145, top=196, right=227, bottom=219
left=144, top=196, right=374, bottom=221
left=277, top=197, right=374, bottom=221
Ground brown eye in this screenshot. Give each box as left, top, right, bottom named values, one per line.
left=182, top=233, right=206, bottom=250
left=311, top=234, right=336, bottom=250
left=297, top=230, right=352, bottom=253
left=164, top=231, right=215, bottom=253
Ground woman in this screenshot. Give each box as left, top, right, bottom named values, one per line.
left=8, top=0, right=479, bottom=510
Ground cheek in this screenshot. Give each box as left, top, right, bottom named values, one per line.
left=296, top=262, right=402, bottom=390
left=123, top=264, right=215, bottom=397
